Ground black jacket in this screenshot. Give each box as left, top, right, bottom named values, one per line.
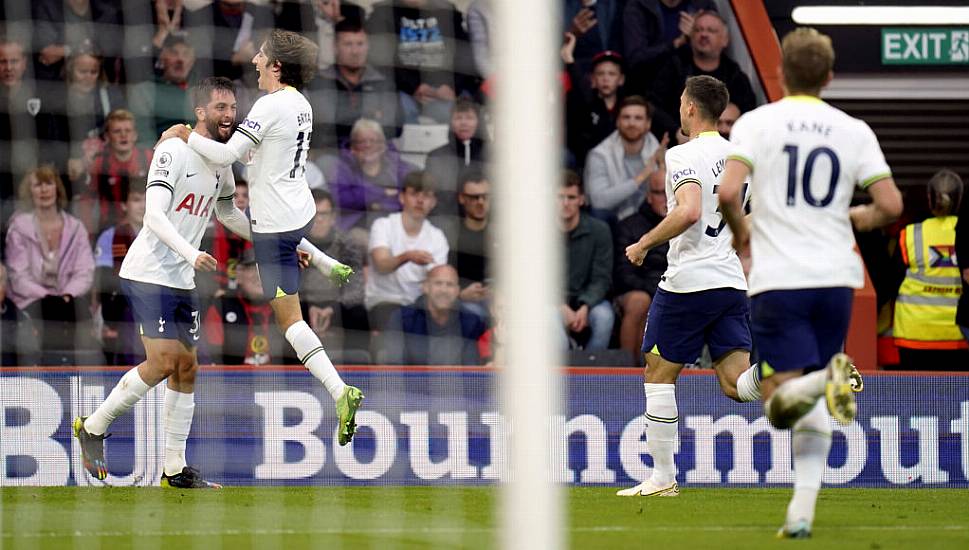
left=613, top=199, right=668, bottom=296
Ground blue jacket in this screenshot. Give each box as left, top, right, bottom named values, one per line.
left=384, top=297, right=488, bottom=365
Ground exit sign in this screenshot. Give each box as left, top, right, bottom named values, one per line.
left=882, top=28, right=969, bottom=65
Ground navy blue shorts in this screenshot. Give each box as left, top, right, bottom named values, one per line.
left=750, top=287, right=853, bottom=376
left=251, top=219, right=313, bottom=299
left=122, top=279, right=201, bottom=347
left=641, top=287, right=751, bottom=364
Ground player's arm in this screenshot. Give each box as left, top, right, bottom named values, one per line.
left=213, top=170, right=252, bottom=240
left=626, top=181, right=701, bottom=265
left=719, top=158, right=750, bottom=253
left=850, top=177, right=902, bottom=231
left=186, top=130, right=254, bottom=167
left=144, top=184, right=216, bottom=271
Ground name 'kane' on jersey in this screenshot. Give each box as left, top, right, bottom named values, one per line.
left=120, top=139, right=235, bottom=290
left=661, top=131, right=749, bottom=294
left=234, top=87, right=316, bottom=234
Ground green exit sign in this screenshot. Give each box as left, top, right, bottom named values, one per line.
left=882, top=28, right=969, bottom=65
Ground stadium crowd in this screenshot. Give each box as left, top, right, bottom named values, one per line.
left=0, top=0, right=966, bottom=368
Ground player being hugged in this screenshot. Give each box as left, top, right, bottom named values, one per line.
left=159, top=29, right=364, bottom=446
left=74, top=77, right=256, bottom=488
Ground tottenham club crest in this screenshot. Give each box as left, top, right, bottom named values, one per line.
left=26, top=97, right=41, bottom=117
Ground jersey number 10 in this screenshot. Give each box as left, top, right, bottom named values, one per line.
left=783, top=144, right=841, bottom=208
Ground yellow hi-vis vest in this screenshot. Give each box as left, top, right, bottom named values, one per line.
left=894, top=216, right=966, bottom=349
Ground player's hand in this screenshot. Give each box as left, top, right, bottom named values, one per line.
left=626, top=242, right=648, bottom=266
left=194, top=252, right=217, bottom=272
left=297, top=249, right=312, bottom=269
left=156, top=124, right=191, bottom=148
left=405, top=250, right=434, bottom=266
left=731, top=224, right=751, bottom=257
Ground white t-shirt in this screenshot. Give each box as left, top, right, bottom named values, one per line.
left=729, top=96, right=892, bottom=295
left=365, top=213, right=449, bottom=309
left=120, top=139, right=235, bottom=289
left=231, top=86, right=316, bottom=233
left=660, top=132, right=748, bottom=294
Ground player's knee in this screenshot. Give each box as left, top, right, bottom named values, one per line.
left=719, top=380, right=742, bottom=402
left=149, top=351, right=181, bottom=379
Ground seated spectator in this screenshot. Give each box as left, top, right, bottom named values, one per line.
left=383, top=264, right=487, bottom=365
left=183, top=0, right=273, bottom=83
left=325, top=118, right=415, bottom=237
left=300, top=189, right=369, bottom=352
left=93, top=181, right=146, bottom=366
left=365, top=171, right=449, bottom=331
left=129, top=34, right=196, bottom=143
left=565, top=49, right=627, bottom=166
left=4, top=166, right=96, bottom=364
left=445, top=170, right=493, bottom=320
left=613, top=170, right=668, bottom=360
left=650, top=10, right=756, bottom=137
left=584, top=96, right=667, bottom=224
left=78, top=109, right=153, bottom=234
left=307, top=17, right=400, bottom=152
left=0, top=264, right=33, bottom=365
left=424, top=97, right=488, bottom=221
left=622, top=0, right=715, bottom=93
left=275, top=1, right=365, bottom=69
left=366, top=0, right=479, bottom=123
left=717, top=101, right=739, bottom=139
left=559, top=170, right=614, bottom=350
left=31, top=0, right=122, bottom=82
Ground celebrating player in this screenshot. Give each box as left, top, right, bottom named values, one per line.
left=718, top=28, right=903, bottom=537
left=160, top=29, right=364, bottom=446
left=617, top=75, right=762, bottom=498
left=74, top=77, right=255, bottom=488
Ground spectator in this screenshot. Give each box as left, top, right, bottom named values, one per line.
left=78, top=109, right=153, bottom=234
left=275, top=1, right=365, bottom=70
left=31, top=0, right=122, bottom=82
left=0, top=264, right=32, bottom=365
left=152, top=0, right=186, bottom=52
left=613, top=169, right=668, bottom=360
left=93, top=180, right=146, bottom=366
left=383, top=264, right=487, bottom=365
left=209, top=179, right=252, bottom=295
left=367, top=0, right=479, bottom=123
left=584, top=95, right=667, bottom=224
left=565, top=49, right=627, bottom=166
left=445, top=170, right=493, bottom=319
left=183, top=0, right=273, bottom=83
left=650, top=11, right=756, bottom=131
left=717, top=101, right=739, bottom=139
left=325, top=117, right=415, bottom=237
left=424, top=97, right=488, bottom=220
left=300, top=189, right=369, bottom=352
left=894, top=169, right=968, bottom=369
left=306, top=17, right=400, bottom=152
left=957, top=172, right=969, bottom=344
left=129, top=34, right=196, bottom=143
left=559, top=170, right=614, bottom=350
left=365, top=170, right=449, bottom=331
left=4, top=166, right=96, bottom=363
left=622, top=0, right=714, bottom=93
left=467, top=0, right=492, bottom=77
left=564, top=0, right=626, bottom=76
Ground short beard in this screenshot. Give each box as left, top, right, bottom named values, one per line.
left=207, top=119, right=232, bottom=143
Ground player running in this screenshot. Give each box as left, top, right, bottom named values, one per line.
left=616, top=76, right=762, bottom=498
left=161, top=29, right=363, bottom=446
left=718, top=28, right=902, bottom=538
left=74, top=77, right=255, bottom=488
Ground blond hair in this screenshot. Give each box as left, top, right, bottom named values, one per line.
left=105, top=108, right=136, bottom=132
left=19, top=165, right=68, bottom=211
left=781, top=28, right=835, bottom=95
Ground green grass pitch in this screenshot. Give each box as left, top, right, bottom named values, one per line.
left=3, top=487, right=968, bottom=549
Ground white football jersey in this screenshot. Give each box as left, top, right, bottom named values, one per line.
left=234, top=86, right=316, bottom=233
left=660, top=131, right=748, bottom=294
left=728, top=96, right=891, bottom=295
left=120, top=138, right=235, bottom=289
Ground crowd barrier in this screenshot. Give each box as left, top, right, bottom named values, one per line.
left=1, top=366, right=967, bottom=487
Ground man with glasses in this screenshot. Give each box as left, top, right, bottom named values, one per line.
left=447, top=170, right=493, bottom=320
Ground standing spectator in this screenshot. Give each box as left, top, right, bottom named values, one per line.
left=4, top=166, right=96, bottom=364
left=31, top=0, right=122, bottom=82
left=325, top=118, right=415, bottom=237
left=183, top=0, right=274, bottom=83
left=717, top=101, right=739, bottom=139
left=622, top=0, right=714, bottom=93
left=584, top=95, right=666, bottom=224
left=894, top=169, right=968, bottom=368
left=365, top=171, right=449, bottom=330
left=79, top=109, right=153, bottom=234
left=565, top=49, right=627, bottom=166
left=446, top=171, right=493, bottom=319
left=275, top=1, right=365, bottom=70
left=367, top=0, right=479, bottom=123
left=957, top=171, right=969, bottom=344
left=382, top=264, right=487, bottom=365
left=128, top=34, right=196, bottom=142
left=613, top=170, right=668, bottom=360
left=564, top=0, right=626, bottom=76
left=93, top=181, right=146, bottom=366
left=300, top=189, right=369, bottom=353
left=424, top=98, right=488, bottom=220
left=466, top=0, right=493, bottom=78
left=559, top=170, right=614, bottom=350
left=306, top=18, right=400, bottom=152
left=650, top=11, right=756, bottom=127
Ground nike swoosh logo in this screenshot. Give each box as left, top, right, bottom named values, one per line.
left=187, top=173, right=197, bottom=178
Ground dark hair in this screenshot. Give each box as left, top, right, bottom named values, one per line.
left=334, top=18, right=365, bottom=35
left=192, top=76, right=235, bottom=108
left=452, top=96, right=480, bottom=117
left=458, top=168, right=487, bottom=192
left=684, top=75, right=729, bottom=121
left=122, top=179, right=146, bottom=203
left=263, top=29, right=319, bottom=90
left=562, top=169, right=584, bottom=194
left=617, top=95, right=653, bottom=119
left=311, top=188, right=334, bottom=206
left=161, top=33, right=191, bottom=52
left=403, top=170, right=437, bottom=193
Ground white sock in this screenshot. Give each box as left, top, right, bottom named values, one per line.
left=776, top=369, right=827, bottom=399
left=298, top=238, right=338, bottom=272
left=84, top=367, right=153, bottom=435
left=786, top=399, right=831, bottom=529
left=736, top=364, right=761, bottom=402
left=644, top=383, right=678, bottom=486
left=163, top=389, right=195, bottom=477
left=285, top=320, right=346, bottom=400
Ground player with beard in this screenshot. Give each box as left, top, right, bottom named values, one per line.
left=73, top=77, right=254, bottom=488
